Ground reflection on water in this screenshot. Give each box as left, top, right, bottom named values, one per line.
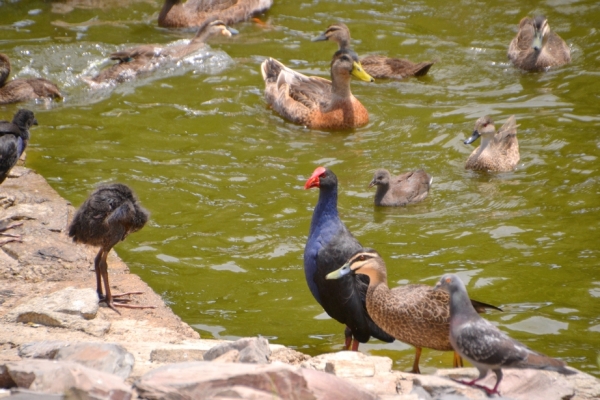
left=0, top=0, right=599, bottom=377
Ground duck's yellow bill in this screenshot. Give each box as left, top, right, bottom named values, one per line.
left=351, top=62, right=374, bottom=82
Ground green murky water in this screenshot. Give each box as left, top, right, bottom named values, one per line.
left=1, top=0, right=599, bottom=376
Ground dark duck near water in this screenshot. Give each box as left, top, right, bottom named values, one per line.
left=89, top=18, right=237, bottom=86
left=304, top=166, right=394, bottom=350
left=68, top=183, right=156, bottom=313
left=158, top=0, right=273, bottom=28
left=0, top=109, right=37, bottom=246
left=312, top=23, right=434, bottom=79
left=369, top=168, right=432, bottom=207
left=508, top=16, right=570, bottom=72
left=0, top=53, right=61, bottom=105
left=435, top=274, right=575, bottom=395
left=327, top=250, right=502, bottom=373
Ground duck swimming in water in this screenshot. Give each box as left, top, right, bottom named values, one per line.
left=508, top=16, right=570, bottom=71
left=464, top=115, right=519, bottom=172
left=261, top=48, right=373, bottom=130
left=89, top=17, right=237, bottom=86
left=312, top=23, right=434, bottom=80
left=0, top=54, right=61, bottom=105
left=158, top=0, right=273, bottom=28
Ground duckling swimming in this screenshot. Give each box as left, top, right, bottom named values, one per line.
left=261, top=48, right=374, bottom=130
left=0, top=54, right=61, bottom=105
left=313, top=23, right=434, bottom=79
left=508, top=16, right=570, bottom=71
left=464, top=115, right=519, bottom=172
left=89, top=17, right=237, bottom=85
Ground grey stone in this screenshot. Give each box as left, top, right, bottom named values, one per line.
left=203, top=336, right=271, bottom=364
left=19, top=341, right=71, bottom=359
left=150, top=348, right=205, bottom=363
left=1, top=359, right=131, bottom=399
left=5, top=388, right=63, bottom=399
left=20, top=341, right=134, bottom=380
left=6, top=288, right=110, bottom=337
left=134, top=361, right=375, bottom=400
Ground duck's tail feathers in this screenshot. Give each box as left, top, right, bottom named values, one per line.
left=261, top=58, right=283, bottom=83
left=470, top=298, right=503, bottom=313
left=413, top=61, right=434, bottom=77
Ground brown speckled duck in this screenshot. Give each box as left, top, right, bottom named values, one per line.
left=508, top=16, right=570, bottom=71
left=369, top=169, right=432, bottom=207
left=326, top=250, right=501, bottom=374
left=312, top=23, right=434, bottom=79
left=158, top=0, right=273, bottom=28
left=0, top=54, right=61, bottom=105
left=261, top=48, right=373, bottom=130
left=464, top=115, right=519, bottom=172
left=89, top=18, right=237, bottom=85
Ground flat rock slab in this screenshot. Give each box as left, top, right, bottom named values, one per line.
left=301, top=351, right=393, bottom=378
left=435, top=368, right=575, bottom=400
left=203, top=336, right=271, bottom=364
left=134, top=361, right=375, bottom=400
left=20, top=341, right=134, bottom=379
left=0, top=359, right=132, bottom=400
left=5, top=287, right=110, bottom=337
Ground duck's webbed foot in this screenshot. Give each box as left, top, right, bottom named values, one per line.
left=0, top=220, right=23, bottom=246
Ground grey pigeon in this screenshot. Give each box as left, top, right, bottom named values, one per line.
left=434, top=273, right=575, bottom=395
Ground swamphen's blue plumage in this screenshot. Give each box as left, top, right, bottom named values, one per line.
left=0, top=109, right=36, bottom=184
left=304, top=166, right=394, bottom=350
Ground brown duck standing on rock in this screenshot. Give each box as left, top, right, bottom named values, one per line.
left=313, top=23, right=434, bottom=79
left=158, top=0, right=273, bottom=28
left=464, top=115, right=519, bottom=172
left=0, top=53, right=61, bottom=105
left=88, top=17, right=238, bottom=86
left=327, top=250, right=502, bottom=374
left=261, top=48, right=373, bottom=130
left=69, top=183, right=156, bottom=313
left=508, top=16, right=570, bottom=72
left=369, top=168, right=432, bottom=206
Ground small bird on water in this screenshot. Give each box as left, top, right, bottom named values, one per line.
left=69, top=183, right=156, bottom=313
left=434, top=273, right=575, bottom=395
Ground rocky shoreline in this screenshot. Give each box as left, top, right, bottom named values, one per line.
left=1, top=167, right=598, bottom=399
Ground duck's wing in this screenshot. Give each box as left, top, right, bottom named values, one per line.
left=262, top=58, right=331, bottom=124
left=361, top=55, right=434, bottom=79
left=387, top=170, right=431, bottom=205
left=186, top=0, right=272, bottom=25
left=110, top=45, right=160, bottom=63
left=508, top=17, right=534, bottom=61
left=546, top=32, right=571, bottom=64
left=495, top=115, right=518, bottom=143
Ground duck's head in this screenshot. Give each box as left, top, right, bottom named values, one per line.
left=332, top=48, right=374, bottom=83
left=464, top=115, right=495, bottom=145
left=326, top=249, right=387, bottom=285
left=193, top=17, right=238, bottom=42
left=304, top=166, right=338, bottom=190
left=13, top=109, right=38, bottom=130
left=532, top=16, right=549, bottom=52
left=369, top=169, right=392, bottom=188
left=312, top=23, right=351, bottom=48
